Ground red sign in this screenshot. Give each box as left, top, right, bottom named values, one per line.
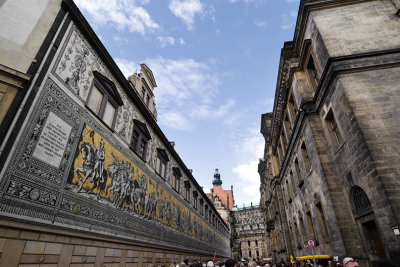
left=306, top=238, right=316, bottom=248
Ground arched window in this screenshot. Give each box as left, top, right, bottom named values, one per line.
left=353, top=187, right=372, bottom=215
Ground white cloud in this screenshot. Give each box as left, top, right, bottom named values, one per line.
left=75, top=0, right=159, bottom=35
left=143, top=57, right=235, bottom=130
left=113, top=35, right=129, bottom=44
left=232, top=127, right=264, bottom=206
left=157, top=36, right=186, bottom=47
left=157, top=36, right=176, bottom=47
left=115, top=58, right=139, bottom=78
left=168, top=0, right=204, bottom=30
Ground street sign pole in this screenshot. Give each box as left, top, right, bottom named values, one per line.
left=306, top=238, right=316, bottom=266
left=312, top=247, right=316, bottom=267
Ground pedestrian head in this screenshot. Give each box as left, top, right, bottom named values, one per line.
left=207, top=261, right=215, bottom=267
left=343, top=257, right=359, bottom=267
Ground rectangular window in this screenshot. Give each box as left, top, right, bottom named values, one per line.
left=199, top=198, right=204, bottom=215
left=288, top=93, right=297, bottom=124
left=130, top=120, right=151, bottom=161
left=193, top=196, right=198, bottom=209
left=146, top=95, right=150, bottom=106
left=172, top=167, right=181, bottom=193
left=301, top=142, right=311, bottom=173
left=141, top=87, right=145, bottom=98
left=193, top=191, right=198, bottom=209
left=103, top=101, right=116, bottom=128
left=86, top=71, right=122, bottom=130
left=156, top=157, right=166, bottom=179
left=184, top=181, right=191, bottom=202
left=155, top=148, right=169, bottom=179
left=306, top=55, right=319, bottom=92
left=325, top=109, right=342, bottom=148
left=87, top=85, right=103, bottom=114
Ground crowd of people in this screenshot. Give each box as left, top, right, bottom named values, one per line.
left=151, top=256, right=379, bottom=267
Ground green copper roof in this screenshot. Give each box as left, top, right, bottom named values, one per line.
left=212, top=168, right=222, bottom=186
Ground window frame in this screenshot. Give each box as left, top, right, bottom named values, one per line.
left=301, top=142, right=311, bottom=173
left=130, top=119, right=151, bottom=161
left=324, top=108, right=343, bottom=149
left=86, top=71, right=123, bottom=130
left=193, top=190, right=198, bottom=209
left=184, top=180, right=191, bottom=202
left=156, top=148, right=169, bottom=179
left=172, top=167, right=182, bottom=193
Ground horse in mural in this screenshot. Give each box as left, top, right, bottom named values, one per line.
left=76, top=142, right=107, bottom=197
left=131, top=175, right=147, bottom=215
left=144, top=183, right=158, bottom=219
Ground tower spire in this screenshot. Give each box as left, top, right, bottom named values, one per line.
left=212, top=168, right=222, bottom=186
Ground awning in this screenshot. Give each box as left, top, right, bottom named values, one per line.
left=295, top=255, right=330, bottom=261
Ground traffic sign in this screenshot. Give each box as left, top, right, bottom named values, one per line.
left=306, top=238, right=316, bottom=248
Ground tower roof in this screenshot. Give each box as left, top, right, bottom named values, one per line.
left=212, top=168, right=222, bottom=186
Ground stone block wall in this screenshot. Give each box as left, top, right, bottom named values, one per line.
left=0, top=220, right=213, bottom=267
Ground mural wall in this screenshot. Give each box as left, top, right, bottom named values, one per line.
left=0, top=22, right=230, bottom=257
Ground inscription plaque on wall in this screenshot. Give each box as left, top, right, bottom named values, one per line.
left=33, top=111, right=72, bottom=168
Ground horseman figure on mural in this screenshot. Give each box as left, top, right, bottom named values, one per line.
left=76, top=131, right=108, bottom=197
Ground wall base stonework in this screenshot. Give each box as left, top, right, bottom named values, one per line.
left=0, top=219, right=215, bottom=267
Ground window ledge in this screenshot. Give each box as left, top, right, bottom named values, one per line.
left=306, top=168, right=313, bottom=178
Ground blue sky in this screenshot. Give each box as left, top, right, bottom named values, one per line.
left=75, top=0, right=300, bottom=206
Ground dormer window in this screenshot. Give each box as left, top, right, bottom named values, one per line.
left=86, top=71, right=123, bottom=129
left=130, top=119, right=151, bottom=161
left=156, top=148, right=169, bottom=179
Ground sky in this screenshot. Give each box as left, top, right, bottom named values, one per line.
left=74, top=0, right=300, bottom=207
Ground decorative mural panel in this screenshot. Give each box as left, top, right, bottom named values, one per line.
left=53, top=25, right=142, bottom=148
left=0, top=77, right=230, bottom=256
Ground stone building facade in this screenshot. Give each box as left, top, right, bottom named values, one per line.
left=0, top=0, right=230, bottom=266
left=231, top=205, right=267, bottom=262
left=259, top=0, right=400, bottom=266
left=206, top=169, right=234, bottom=225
